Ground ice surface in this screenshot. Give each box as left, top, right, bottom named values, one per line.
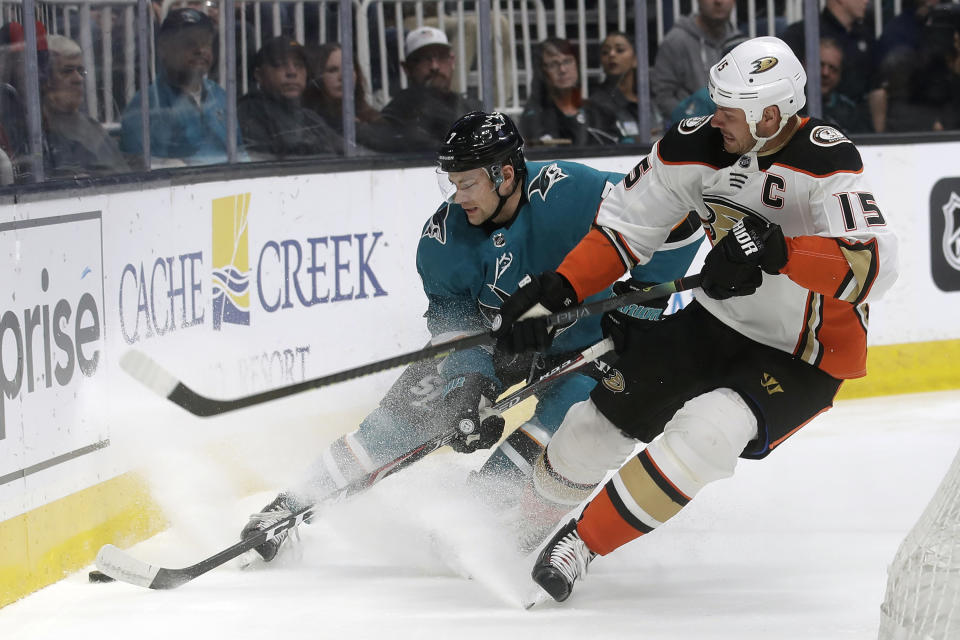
left=3, top=391, right=960, bottom=640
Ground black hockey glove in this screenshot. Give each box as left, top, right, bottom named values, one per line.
left=492, top=271, right=578, bottom=354
left=701, top=218, right=786, bottom=300
left=439, top=373, right=506, bottom=454
left=600, top=279, right=670, bottom=354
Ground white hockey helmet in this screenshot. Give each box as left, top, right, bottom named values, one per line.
left=708, top=36, right=806, bottom=149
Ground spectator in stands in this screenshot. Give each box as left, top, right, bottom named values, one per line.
left=42, top=35, right=130, bottom=177
left=519, top=38, right=593, bottom=146
left=583, top=32, right=652, bottom=143
left=238, top=36, right=342, bottom=159
left=881, top=4, right=960, bottom=131
left=379, top=26, right=481, bottom=152
left=302, top=42, right=388, bottom=151
left=650, top=0, right=741, bottom=122
left=0, top=20, right=48, bottom=181
left=782, top=0, right=882, bottom=121
left=661, top=34, right=749, bottom=129
left=877, top=0, right=943, bottom=63
left=120, top=8, right=241, bottom=167
left=804, top=37, right=865, bottom=133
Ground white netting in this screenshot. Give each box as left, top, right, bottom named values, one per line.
left=879, top=446, right=960, bottom=640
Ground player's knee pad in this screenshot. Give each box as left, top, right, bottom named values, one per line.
left=646, top=388, right=758, bottom=495
left=534, top=399, right=637, bottom=503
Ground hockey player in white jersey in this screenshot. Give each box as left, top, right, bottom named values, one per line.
left=490, top=36, right=899, bottom=602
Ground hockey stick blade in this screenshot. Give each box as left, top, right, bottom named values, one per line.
left=122, top=274, right=700, bottom=417
left=95, top=501, right=323, bottom=589
left=92, top=429, right=456, bottom=590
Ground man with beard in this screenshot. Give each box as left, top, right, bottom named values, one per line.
left=120, top=8, right=243, bottom=167
left=379, top=26, right=481, bottom=152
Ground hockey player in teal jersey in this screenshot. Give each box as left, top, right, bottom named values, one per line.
left=240, top=111, right=703, bottom=561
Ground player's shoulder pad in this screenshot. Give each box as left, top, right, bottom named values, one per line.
left=657, top=115, right=737, bottom=169
left=774, top=118, right=863, bottom=176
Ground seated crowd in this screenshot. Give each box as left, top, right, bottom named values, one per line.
left=0, top=0, right=958, bottom=183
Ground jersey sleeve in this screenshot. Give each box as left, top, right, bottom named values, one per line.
left=415, top=212, right=499, bottom=386
left=557, top=145, right=702, bottom=300
left=780, top=170, right=898, bottom=305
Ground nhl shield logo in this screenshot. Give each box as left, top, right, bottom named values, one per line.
left=930, top=178, right=960, bottom=291
left=942, top=191, right=960, bottom=271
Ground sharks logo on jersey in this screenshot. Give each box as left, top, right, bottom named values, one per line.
left=527, top=163, right=569, bottom=201
left=422, top=204, right=449, bottom=244
left=478, top=252, right=514, bottom=326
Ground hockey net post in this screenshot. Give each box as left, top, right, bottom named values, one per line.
left=879, top=444, right=960, bottom=639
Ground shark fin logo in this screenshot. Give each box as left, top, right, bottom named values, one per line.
left=527, top=163, right=569, bottom=201
left=422, top=204, right=449, bottom=244
left=212, top=193, right=251, bottom=330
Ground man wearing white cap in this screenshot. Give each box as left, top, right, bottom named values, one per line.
left=380, top=26, right=481, bottom=151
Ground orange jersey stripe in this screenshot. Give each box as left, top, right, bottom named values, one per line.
left=556, top=228, right=629, bottom=302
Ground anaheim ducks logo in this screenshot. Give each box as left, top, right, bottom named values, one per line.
left=810, top=125, right=850, bottom=147
left=749, top=56, right=778, bottom=74
left=678, top=115, right=712, bottom=134
left=702, top=195, right=770, bottom=244
left=602, top=368, right=626, bottom=393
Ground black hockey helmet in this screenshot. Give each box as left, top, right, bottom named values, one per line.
left=437, top=111, right=525, bottom=186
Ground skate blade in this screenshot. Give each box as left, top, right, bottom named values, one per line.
left=523, top=585, right=551, bottom=610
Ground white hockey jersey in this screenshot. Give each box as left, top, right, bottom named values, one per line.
left=556, top=115, right=899, bottom=379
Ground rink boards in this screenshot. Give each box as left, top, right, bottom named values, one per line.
left=1, top=141, right=959, bottom=606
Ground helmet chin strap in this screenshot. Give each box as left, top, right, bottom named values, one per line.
left=488, top=167, right=522, bottom=222
left=747, top=114, right=790, bottom=153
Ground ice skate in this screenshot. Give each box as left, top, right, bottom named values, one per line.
left=531, top=519, right=595, bottom=602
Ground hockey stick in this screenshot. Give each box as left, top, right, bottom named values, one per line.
left=94, top=337, right=615, bottom=590
left=120, top=274, right=701, bottom=417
